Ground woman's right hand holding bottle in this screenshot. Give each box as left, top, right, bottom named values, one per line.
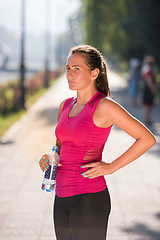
left=39, top=154, right=50, bottom=172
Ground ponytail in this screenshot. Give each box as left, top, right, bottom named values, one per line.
left=95, top=60, right=111, bottom=97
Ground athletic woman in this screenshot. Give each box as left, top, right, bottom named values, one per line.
left=39, top=45, right=156, bottom=240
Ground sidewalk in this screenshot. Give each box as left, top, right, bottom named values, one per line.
left=0, top=71, right=160, bottom=240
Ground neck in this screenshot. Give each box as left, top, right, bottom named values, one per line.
left=76, top=89, right=98, bottom=105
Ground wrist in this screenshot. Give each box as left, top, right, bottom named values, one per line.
left=110, top=160, right=119, bottom=173
left=103, top=162, right=117, bottom=175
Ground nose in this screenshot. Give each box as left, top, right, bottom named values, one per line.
left=66, top=69, right=73, bottom=78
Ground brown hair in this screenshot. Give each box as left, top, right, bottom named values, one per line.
left=69, top=45, right=111, bottom=97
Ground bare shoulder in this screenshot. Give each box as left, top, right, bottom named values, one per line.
left=94, top=97, right=122, bottom=128
left=57, top=98, right=68, bottom=121
left=97, top=96, right=138, bottom=126
left=59, top=99, right=67, bottom=110
left=98, top=97, right=124, bottom=116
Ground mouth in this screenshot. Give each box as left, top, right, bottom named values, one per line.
left=68, top=80, right=75, bottom=84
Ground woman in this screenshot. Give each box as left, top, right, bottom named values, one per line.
left=141, top=56, right=157, bottom=125
left=39, top=45, right=156, bottom=240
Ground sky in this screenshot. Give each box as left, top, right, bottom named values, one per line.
left=0, top=0, right=81, bottom=35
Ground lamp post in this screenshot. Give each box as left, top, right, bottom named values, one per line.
left=44, top=0, right=52, bottom=88
left=20, top=0, right=26, bottom=108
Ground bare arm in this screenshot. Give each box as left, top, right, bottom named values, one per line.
left=82, top=99, right=156, bottom=178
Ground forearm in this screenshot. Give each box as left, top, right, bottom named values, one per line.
left=80, top=135, right=156, bottom=179
left=111, top=137, right=156, bottom=172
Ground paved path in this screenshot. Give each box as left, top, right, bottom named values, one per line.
left=0, top=71, right=160, bottom=240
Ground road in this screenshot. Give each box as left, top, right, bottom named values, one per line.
left=0, top=71, right=160, bottom=240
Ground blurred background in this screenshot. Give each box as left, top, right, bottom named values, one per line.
left=0, top=1, right=160, bottom=240
left=0, top=0, right=82, bottom=135
left=0, top=0, right=82, bottom=75
left=0, top=0, right=160, bottom=132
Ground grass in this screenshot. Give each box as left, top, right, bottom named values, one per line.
left=0, top=110, right=26, bottom=138
left=0, top=78, right=56, bottom=139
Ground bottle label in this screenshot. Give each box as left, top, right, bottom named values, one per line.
left=52, top=165, right=58, bottom=179
left=44, top=165, right=52, bottom=179
left=44, top=164, right=58, bottom=180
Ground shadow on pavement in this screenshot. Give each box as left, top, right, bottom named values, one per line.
left=0, top=140, right=14, bottom=145
left=37, top=107, right=59, bottom=126
left=122, top=212, right=160, bottom=240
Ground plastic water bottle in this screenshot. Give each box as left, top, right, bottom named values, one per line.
left=41, top=146, right=60, bottom=192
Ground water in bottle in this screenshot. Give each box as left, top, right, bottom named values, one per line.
left=41, top=146, right=59, bottom=192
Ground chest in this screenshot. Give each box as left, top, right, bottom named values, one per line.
left=55, top=105, right=93, bottom=145
left=68, top=102, right=86, bottom=118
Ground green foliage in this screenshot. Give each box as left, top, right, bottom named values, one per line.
left=82, top=0, right=107, bottom=50
left=0, top=71, right=60, bottom=114
left=0, top=72, right=60, bottom=139
left=81, top=0, right=160, bottom=65
left=0, top=80, right=19, bottom=113
left=0, top=110, right=26, bottom=138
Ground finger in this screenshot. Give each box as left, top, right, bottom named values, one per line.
left=84, top=168, right=102, bottom=178
left=81, top=168, right=97, bottom=178
left=88, top=172, right=101, bottom=179
left=43, top=154, right=49, bottom=162
left=39, top=155, right=49, bottom=171
left=40, top=162, right=48, bottom=172
left=82, top=171, right=100, bottom=179
left=43, top=154, right=49, bottom=163
left=81, top=167, right=97, bottom=176
left=81, top=162, right=99, bottom=168
left=42, top=163, right=50, bottom=172
left=58, top=163, right=62, bottom=167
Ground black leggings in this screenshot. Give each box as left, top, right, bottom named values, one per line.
left=53, top=188, right=111, bottom=240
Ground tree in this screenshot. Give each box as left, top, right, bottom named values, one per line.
left=81, top=0, right=160, bottom=65
left=82, top=0, right=106, bottom=50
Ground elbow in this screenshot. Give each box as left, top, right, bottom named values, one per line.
left=151, top=136, right=156, bottom=146
left=148, top=135, right=156, bottom=148
left=140, top=132, right=156, bottom=149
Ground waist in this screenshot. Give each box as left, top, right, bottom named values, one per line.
left=59, top=145, right=103, bottom=166
left=55, top=167, right=107, bottom=197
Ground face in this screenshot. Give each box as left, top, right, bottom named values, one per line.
left=66, top=53, right=96, bottom=91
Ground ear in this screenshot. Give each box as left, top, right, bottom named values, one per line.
left=91, top=68, right=99, bottom=80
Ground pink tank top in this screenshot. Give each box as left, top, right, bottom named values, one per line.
left=55, top=91, right=112, bottom=197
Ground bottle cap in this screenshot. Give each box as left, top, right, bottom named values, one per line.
left=52, top=146, right=58, bottom=152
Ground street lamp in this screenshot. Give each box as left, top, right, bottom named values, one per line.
left=20, top=0, right=26, bottom=108
left=44, top=0, right=52, bottom=88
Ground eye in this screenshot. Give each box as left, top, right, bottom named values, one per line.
left=75, top=67, right=80, bottom=71
left=66, top=67, right=70, bottom=72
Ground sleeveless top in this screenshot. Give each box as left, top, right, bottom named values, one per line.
left=55, top=91, right=112, bottom=197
